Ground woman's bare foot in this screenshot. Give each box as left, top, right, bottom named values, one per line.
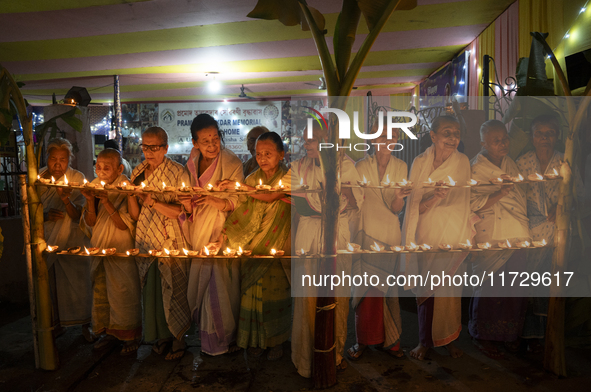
left=445, top=342, right=463, bottom=358
left=409, top=343, right=429, bottom=360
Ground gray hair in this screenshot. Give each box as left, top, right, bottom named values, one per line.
left=47, top=137, right=74, bottom=162
left=142, top=126, right=169, bottom=146
left=98, top=148, right=122, bottom=166
left=479, top=119, right=506, bottom=142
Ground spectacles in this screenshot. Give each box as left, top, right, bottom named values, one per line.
left=140, top=144, right=166, bottom=152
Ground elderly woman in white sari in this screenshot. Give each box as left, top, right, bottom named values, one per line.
left=469, top=120, right=530, bottom=358
left=80, top=149, right=141, bottom=355
left=39, top=137, right=93, bottom=341
left=128, top=127, right=190, bottom=361
left=516, top=114, right=584, bottom=352
left=347, top=121, right=410, bottom=361
left=177, top=114, right=244, bottom=356
left=402, top=115, right=473, bottom=360
left=291, top=124, right=364, bottom=376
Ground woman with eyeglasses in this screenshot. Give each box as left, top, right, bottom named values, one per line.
left=178, top=114, right=244, bottom=356
left=128, top=127, right=190, bottom=361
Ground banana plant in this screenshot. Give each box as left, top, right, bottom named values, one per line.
left=247, top=1, right=416, bottom=388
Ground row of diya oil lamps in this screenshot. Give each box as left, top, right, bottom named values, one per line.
left=355, top=168, right=560, bottom=188
left=45, top=244, right=288, bottom=258
left=345, top=238, right=548, bottom=253
left=38, top=174, right=290, bottom=194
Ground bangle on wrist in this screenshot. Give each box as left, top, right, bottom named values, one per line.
left=109, top=210, right=117, bottom=217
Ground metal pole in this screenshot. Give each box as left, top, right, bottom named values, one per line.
left=19, top=174, right=40, bottom=368
left=483, top=55, right=490, bottom=121
left=114, top=75, right=122, bottom=151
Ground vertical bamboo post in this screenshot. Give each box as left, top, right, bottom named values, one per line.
left=19, top=174, right=40, bottom=369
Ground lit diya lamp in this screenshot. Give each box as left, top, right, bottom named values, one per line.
left=203, top=246, right=210, bottom=256
left=459, top=239, right=473, bottom=250
left=38, top=175, right=51, bottom=184
left=445, top=176, right=456, bottom=187
left=271, top=248, right=285, bottom=257
left=490, top=177, right=504, bottom=185
left=381, top=174, right=392, bottom=187
left=532, top=239, right=547, bottom=247
left=274, top=179, right=286, bottom=190
left=468, top=179, right=480, bottom=186
left=419, top=243, right=432, bottom=251
left=86, top=247, right=100, bottom=255
left=296, top=248, right=307, bottom=256
left=346, top=242, right=361, bottom=253
left=511, top=174, right=524, bottom=183
left=256, top=179, right=272, bottom=191
left=391, top=245, right=405, bottom=252
left=183, top=248, right=199, bottom=257
left=51, top=176, right=56, bottom=184
left=545, top=168, right=560, bottom=179
left=102, top=248, right=117, bottom=255
left=206, top=183, right=215, bottom=191
left=97, top=181, right=106, bottom=190
left=149, top=249, right=163, bottom=257
left=163, top=181, right=177, bottom=192
left=406, top=242, right=419, bottom=251
left=477, top=242, right=491, bottom=250
left=396, top=178, right=413, bottom=188
left=142, top=181, right=155, bottom=191
left=498, top=239, right=512, bottom=249
left=84, top=178, right=96, bottom=188
left=238, top=246, right=252, bottom=256
left=46, top=245, right=59, bottom=253
left=298, top=178, right=309, bottom=190
left=235, top=182, right=244, bottom=191
left=370, top=241, right=384, bottom=252
left=528, top=172, right=544, bottom=182
left=439, top=243, right=453, bottom=251
left=223, top=247, right=237, bottom=256
left=168, top=249, right=181, bottom=256
left=180, top=182, right=191, bottom=192
left=357, top=175, right=370, bottom=187
left=126, top=249, right=140, bottom=256
left=516, top=240, right=530, bottom=248
left=423, top=177, right=435, bottom=186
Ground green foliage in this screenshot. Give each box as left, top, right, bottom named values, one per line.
left=34, top=107, right=82, bottom=141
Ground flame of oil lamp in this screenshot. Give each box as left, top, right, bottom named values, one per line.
left=447, top=176, right=456, bottom=186
left=409, top=242, right=418, bottom=250
left=182, top=182, right=186, bottom=188
left=383, top=174, right=391, bottom=185
left=126, top=251, right=130, bottom=256
left=300, top=248, right=306, bottom=255
left=535, top=173, right=543, bottom=180
left=506, top=239, right=511, bottom=248
left=422, top=243, right=432, bottom=250
left=347, top=243, right=355, bottom=252
left=300, top=178, right=304, bottom=186
left=278, top=179, right=284, bottom=189
left=542, top=239, right=547, bottom=246
left=235, top=182, right=241, bottom=190
left=84, top=246, right=89, bottom=255
left=141, top=182, right=146, bottom=188
left=497, top=177, right=503, bottom=183
left=362, top=175, right=368, bottom=185
left=271, top=248, right=277, bottom=256
left=227, top=247, right=231, bottom=254
left=469, top=179, right=478, bottom=185
left=524, top=241, right=530, bottom=247
left=238, top=246, right=243, bottom=255
left=393, top=245, right=404, bottom=252
left=400, top=178, right=408, bottom=186
left=207, top=183, right=213, bottom=190
left=552, top=168, right=559, bottom=176
left=100, top=181, right=105, bottom=187
left=204, top=246, right=210, bottom=256
left=51, top=176, right=56, bottom=184
left=102, top=249, right=106, bottom=255
left=83, top=178, right=88, bottom=185
left=183, top=248, right=189, bottom=256
left=149, top=250, right=153, bottom=255
left=162, top=182, right=166, bottom=189
left=517, top=174, right=524, bottom=181
left=37, top=174, right=40, bottom=180
left=164, top=248, right=170, bottom=255
left=122, top=181, right=127, bottom=186
left=371, top=241, right=382, bottom=252
left=427, top=178, right=433, bottom=185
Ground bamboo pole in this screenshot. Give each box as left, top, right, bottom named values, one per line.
left=19, top=175, right=40, bottom=369
left=0, top=65, right=58, bottom=370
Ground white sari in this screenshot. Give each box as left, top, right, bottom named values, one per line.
left=470, top=153, right=530, bottom=277
left=39, top=167, right=92, bottom=326
left=182, top=147, right=244, bottom=355
left=290, top=155, right=363, bottom=378
left=352, top=154, right=407, bottom=347
left=80, top=174, right=141, bottom=338
left=401, top=146, right=473, bottom=347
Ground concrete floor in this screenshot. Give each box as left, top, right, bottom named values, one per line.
left=1, top=299, right=591, bottom=392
